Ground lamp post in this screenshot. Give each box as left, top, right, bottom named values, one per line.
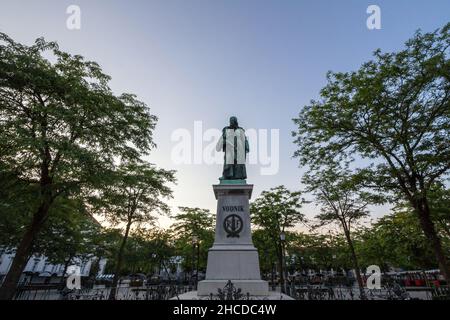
left=331, top=254, right=336, bottom=276
left=280, top=231, right=287, bottom=294
left=195, top=237, right=200, bottom=290
left=191, top=235, right=198, bottom=289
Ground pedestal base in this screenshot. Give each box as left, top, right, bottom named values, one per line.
left=204, top=246, right=262, bottom=280
left=197, top=280, right=269, bottom=296
left=174, top=290, right=293, bottom=300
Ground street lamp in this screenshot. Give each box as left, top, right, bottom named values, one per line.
left=279, top=231, right=287, bottom=294
left=195, top=237, right=200, bottom=290
left=191, top=236, right=198, bottom=289
left=332, top=254, right=336, bottom=276
left=300, top=256, right=305, bottom=276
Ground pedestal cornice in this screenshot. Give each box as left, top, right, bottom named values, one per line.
left=213, top=183, right=253, bottom=199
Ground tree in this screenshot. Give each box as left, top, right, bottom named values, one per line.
left=146, top=228, right=178, bottom=279
left=103, top=228, right=175, bottom=277
left=355, top=211, right=438, bottom=271
left=0, top=170, right=36, bottom=251
left=252, top=229, right=278, bottom=282
left=250, top=186, right=305, bottom=293
left=293, top=24, right=450, bottom=282
left=171, top=207, right=214, bottom=283
left=93, top=161, right=175, bottom=300
left=0, top=174, right=104, bottom=282
left=96, top=228, right=123, bottom=275
left=0, top=33, right=157, bottom=299
left=303, top=168, right=383, bottom=299
left=34, top=198, right=104, bottom=281
left=289, top=231, right=337, bottom=273
left=427, top=183, right=450, bottom=239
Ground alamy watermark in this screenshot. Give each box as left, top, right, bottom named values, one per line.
left=66, top=5, right=81, bottom=30
left=171, top=121, right=280, bottom=176
left=366, top=265, right=382, bottom=289
left=66, top=265, right=81, bottom=290
left=367, top=5, right=381, bottom=30
left=65, top=5, right=380, bottom=32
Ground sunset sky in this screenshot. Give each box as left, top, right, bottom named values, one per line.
left=1, top=0, right=449, bottom=229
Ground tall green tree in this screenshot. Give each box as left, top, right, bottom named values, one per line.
left=303, top=168, right=383, bottom=298
left=34, top=198, right=104, bottom=280
left=93, top=161, right=175, bottom=300
left=288, top=231, right=339, bottom=272
left=427, top=183, right=450, bottom=239
left=252, top=229, right=278, bottom=280
left=0, top=170, right=36, bottom=250
left=146, top=228, right=178, bottom=278
left=0, top=33, right=157, bottom=299
left=293, top=24, right=450, bottom=282
left=0, top=173, right=103, bottom=280
left=355, top=211, right=438, bottom=271
left=171, top=207, right=214, bottom=281
left=104, top=228, right=175, bottom=276
left=250, top=186, right=305, bottom=292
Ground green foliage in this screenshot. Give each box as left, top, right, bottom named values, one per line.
left=254, top=229, right=354, bottom=274
left=171, top=207, right=215, bottom=273
left=427, top=183, right=450, bottom=239
left=251, top=185, right=305, bottom=238
left=0, top=173, right=103, bottom=266
left=34, top=197, right=103, bottom=266
left=0, top=32, right=158, bottom=197
left=93, top=161, right=175, bottom=299
left=171, top=207, right=214, bottom=239
left=94, top=161, right=175, bottom=228
left=293, top=25, right=450, bottom=193
left=303, top=167, right=383, bottom=231
left=0, top=171, right=37, bottom=250
left=355, top=211, right=438, bottom=271
left=0, top=32, right=165, bottom=298
left=252, top=229, right=278, bottom=274
left=288, top=232, right=333, bottom=271
left=293, top=23, right=450, bottom=280
left=102, top=228, right=176, bottom=276
left=251, top=185, right=305, bottom=282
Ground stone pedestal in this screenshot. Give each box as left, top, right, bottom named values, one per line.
left=197, top=182, right=269, bottom=296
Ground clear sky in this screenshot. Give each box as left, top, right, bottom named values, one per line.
left=1, top=0, right=449, bottom=229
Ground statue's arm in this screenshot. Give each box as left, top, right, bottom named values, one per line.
left=245, top=135, right=249, bottom=153
left=222, top=128, right=227, bottom=152
left=216, top=135, right=223, bottom=152
left=216, top=128, right=227, bottom=152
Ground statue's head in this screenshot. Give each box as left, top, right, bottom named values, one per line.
left=229, top=116, right=238, bottom=128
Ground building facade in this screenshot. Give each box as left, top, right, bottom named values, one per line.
left=0, top=249, right=107, bottom=285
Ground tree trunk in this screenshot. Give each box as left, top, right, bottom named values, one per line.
left=0, top=197, right=52, bottom=300
left=414, top=198, right=450, bottom=283
left=343, top=229, right=366, bottom=300
left=108, top=219, right=132, bottom=300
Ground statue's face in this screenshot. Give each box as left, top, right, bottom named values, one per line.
left=229, top=116, right=238, bottom=127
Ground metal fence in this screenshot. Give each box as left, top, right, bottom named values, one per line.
left=13, top=283, right=446, bottom=300
left=14, top=284, right=194, bottom=300
left=284, top=283, right=444, bottom=300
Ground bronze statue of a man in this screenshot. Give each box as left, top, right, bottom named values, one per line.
left=216, top=116, right=249, bottom=180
